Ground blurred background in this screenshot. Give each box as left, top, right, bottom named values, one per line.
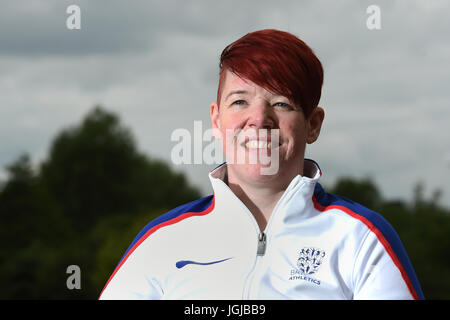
left=0, top=0, right=449, bottom=299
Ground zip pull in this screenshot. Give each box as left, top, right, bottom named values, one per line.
left=257, top=232, right=266, bottom=256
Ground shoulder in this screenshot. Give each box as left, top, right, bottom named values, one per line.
left=312, top=182, right=405, bottom=260
left=146, top=195, right=215, bottom=231
left=312, top=182, right=412, bottom=272
left=313, top=183, right=396, bottom=236
left=124, top=194, right=215, bottom=254
left=312, top=184, right=424, bottom=300
left=101, top=195, right=215, bottom=295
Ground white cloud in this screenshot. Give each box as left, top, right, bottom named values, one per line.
left=0, top=0, right=449, bottom=208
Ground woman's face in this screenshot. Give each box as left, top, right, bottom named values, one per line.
left=210, top=70, right=324, bottom=188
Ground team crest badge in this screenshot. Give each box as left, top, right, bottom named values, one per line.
left=289, top=247, right=326, bottom=285
left=297, top=247, right=326, bottom=275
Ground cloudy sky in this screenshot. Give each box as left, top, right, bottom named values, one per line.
left=1, top=0, right=449, bottom=208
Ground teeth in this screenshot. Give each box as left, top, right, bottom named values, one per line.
left=245, top=140, right=272, bottom=149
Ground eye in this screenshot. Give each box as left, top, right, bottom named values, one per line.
left=274, top=102, right=291, bottom=108
left=232, top=100, right=247, bottom=106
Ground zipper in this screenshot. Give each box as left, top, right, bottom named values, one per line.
left=241, top=223, right=264, bottom=299
left=243, top=231, right=267, bottom=299
left=214, top=173, right=307, bottom=299
left=215, top=178, right=266, bottom=299
left=257, top=232, right=266, bottom=256
left=243, top=181, right=303, bottom=298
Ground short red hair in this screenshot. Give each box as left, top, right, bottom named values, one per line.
left=217, top=29, right=323, bottom=117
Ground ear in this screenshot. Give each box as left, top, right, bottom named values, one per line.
left=306, top=106, right=325, bottom=144
left=210, top=101, right=221, bottom=139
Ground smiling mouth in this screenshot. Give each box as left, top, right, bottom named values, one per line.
left=245, top=140, right=272, bottom=149
left=240, top=139, right=281, bottom=149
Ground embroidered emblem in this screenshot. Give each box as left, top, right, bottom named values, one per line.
left=289, top=247, right=326, bottom=285
left=297, top=247, right=326, bottom=275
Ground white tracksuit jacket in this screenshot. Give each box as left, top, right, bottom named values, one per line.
left=99, top=159, right=424, bottom=300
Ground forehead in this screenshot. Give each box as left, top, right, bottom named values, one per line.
left=221, top=70, right=278, bottom=98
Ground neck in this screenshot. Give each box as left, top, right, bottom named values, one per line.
left=226, top=169, right=300, bottom=232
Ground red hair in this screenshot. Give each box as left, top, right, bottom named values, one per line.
left=217, top=29, right=323, bottom=117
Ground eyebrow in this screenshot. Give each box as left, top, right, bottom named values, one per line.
left=224, top=90, right=249, bottom=101
left=224, top=89, right=288, bottom=101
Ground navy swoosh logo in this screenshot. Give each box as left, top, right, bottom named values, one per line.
left=175, top=257, right=232, bottom=269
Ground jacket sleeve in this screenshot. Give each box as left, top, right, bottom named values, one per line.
left=352, top=226, right=424, bottom=300
left=99, top=234, right=164, bottom=300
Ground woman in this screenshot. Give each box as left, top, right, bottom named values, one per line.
left=99, top=29, right=424, bottom=300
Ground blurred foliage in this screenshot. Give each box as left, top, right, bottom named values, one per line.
left=0, top=106, right=200, bottom=299
left=0, top=106, right=449, bottom=299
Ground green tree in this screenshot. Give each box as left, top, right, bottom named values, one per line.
left=0, top=154, right=69, bottom=298
left=40, top=106, right=200, bottom=232
left=398, top=183, right=450, bottom=299
left=0, top=106, right=202, bottom=299
left=330, top=176, right=382, bottom=211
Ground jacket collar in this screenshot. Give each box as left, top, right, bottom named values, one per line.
left=208, top=159, right=322, bottom=232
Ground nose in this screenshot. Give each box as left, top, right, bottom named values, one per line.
left=246, top=100, right=276, bottom=129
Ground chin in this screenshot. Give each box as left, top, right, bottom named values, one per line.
left=229, top=162, right=282, bottom=184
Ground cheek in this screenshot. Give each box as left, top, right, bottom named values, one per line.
left=281, top=120, right=307, bottom=149
left=218, top=114, right=241, bottom=148
left=224, top=112, right=244, bottom=128
left=282, top=120, right=302, bottom=138
left=219, top=113, right=244, bottom=137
